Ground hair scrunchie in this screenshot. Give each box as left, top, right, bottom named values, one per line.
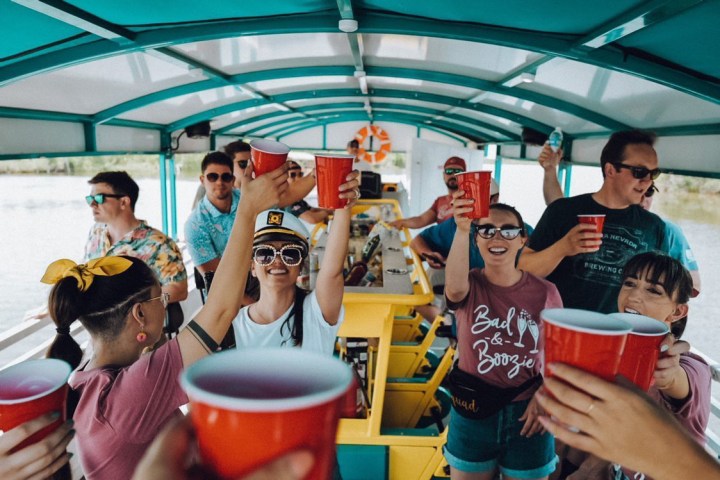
left=55, top=327, right=71, bottom=335
left=40, top=257, right=133, bottom=292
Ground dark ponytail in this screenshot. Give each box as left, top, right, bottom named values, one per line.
left=46, top=277, right=84, bottom=370
left=280, top=285, right=308, bottom=347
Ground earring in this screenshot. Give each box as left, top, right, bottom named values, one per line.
left=136, top=330, right=147, bottom=343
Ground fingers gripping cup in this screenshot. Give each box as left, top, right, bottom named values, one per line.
left=610, top=313, right=670, bottom=391
left=542, top=309, right=631, bottom=382
left=577, top=214, right=606, bottom=234
left=315, top=154, right=354, bottom=209
left=0, top=359, right=71, bottom=451
left=250, top=139, right=290, bottom=177
left=180, top=348, right=352, bottom=480
left=455, top=171, right=492, bottom=219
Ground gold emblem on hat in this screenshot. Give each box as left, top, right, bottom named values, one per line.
left=267, top=211, right=284, bottom=226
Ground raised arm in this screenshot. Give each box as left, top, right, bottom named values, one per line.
left=538, top=143, right=564, bottom=205
left=178, top=164, right=288, bottom=365
left=518, top=223, right=602, bottom=278
left=445, top=191, right=473, bottom=303
left=390, top=208, right=437, bottom=230
left=315, top=171, right=360, bottom=326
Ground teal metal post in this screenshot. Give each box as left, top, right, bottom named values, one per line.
left=322, top=124, right=327, bottom=150
left=494, top=156, right=503, bottom=185
left=563, top=163, right=573, bottom=197
left=168, top=155, right=178, bottom=239
left=159, top=153, right=169, bottom=234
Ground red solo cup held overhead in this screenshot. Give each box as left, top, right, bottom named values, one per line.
left=180, top=348, right=352, bottom=480
left=542, top=308, right=632, bottom=382
left=577, top=214, right=606, bottom=233
left=0, top=358, right=71, bottom=452
left=315, top=154, right=355, bottom=209
left=249, top=139, right=290, bottom=177
left=455, top=171, right=492, bottom=219
left=609, top=313, right=670, bottom=391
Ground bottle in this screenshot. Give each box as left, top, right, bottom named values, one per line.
left=548, top=127, right=563, bottom=152
left=344, top=261, right=368, bottom=286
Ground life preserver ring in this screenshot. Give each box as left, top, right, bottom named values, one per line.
left=355, top=125, right=392, bottom=164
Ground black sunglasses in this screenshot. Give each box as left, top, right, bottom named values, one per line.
left=444, top=168, right=465, bottom=175
left=85, top=193, right=125, bottom=205
left=236, top=160, right=249, bottom=169
left=289, top=170, right=304, bottom=179
left=613, top=163, right=661, bottom=180
left=253, top=244, right=305, bottom=267
left=472, top=223, right=524, bottom=240
left=205, top=172, right=234, bottom=183
left=645, top=183, right=659, bottom=198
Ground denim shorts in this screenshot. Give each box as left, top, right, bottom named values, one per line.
left=444, top=398, right=557, bottom=479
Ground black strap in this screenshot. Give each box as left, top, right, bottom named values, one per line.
left=187, top=320, right=220, bottom=352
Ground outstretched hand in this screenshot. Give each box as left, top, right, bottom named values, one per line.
left=538, top=143, right=562, bottom=171
left=338, top=170, right=361, bottom=210
left=238, top=162, right=289, bottom=214
left=451, top=190, right=474, bottom=233
left=133, top=416, right=314, bottom=480
left=0, top=413, right=74, bottom=480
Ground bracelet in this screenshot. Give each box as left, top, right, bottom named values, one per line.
left=186, top=320, right=220, bottom=353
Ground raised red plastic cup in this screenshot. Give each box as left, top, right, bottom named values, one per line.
left=455, top=171, right=492, bottom=219
left=180, top=348, right=352, bottom=480
left=610, top=313, right=670, bottom=390
left=0, top=359, right=71, bottom=451
left=577, top=214, right=606, bottom=233
left=315, top=154, right=354, bottom=209
left=542, top=308, right=631, bottom=382
left=250, top=139, right=290, bottom=177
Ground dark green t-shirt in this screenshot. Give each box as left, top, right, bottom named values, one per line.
left=528, top=194, right=668, bottom=313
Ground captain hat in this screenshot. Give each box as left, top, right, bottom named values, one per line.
left=254, top=209, right=310, bottom=251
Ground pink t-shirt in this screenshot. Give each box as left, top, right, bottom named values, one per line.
left=430, top=195, right=454, bottom=223
left=69, top=339, right=188, bottom=480
left=448, top=269, right=563, bottom=400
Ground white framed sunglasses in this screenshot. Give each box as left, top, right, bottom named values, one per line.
left=252, top=244, right=305, bottom=267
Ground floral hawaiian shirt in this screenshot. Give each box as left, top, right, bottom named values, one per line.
left=83, top=221, right=187, bottom=285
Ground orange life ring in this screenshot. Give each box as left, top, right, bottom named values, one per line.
left=354, top=125, right=392, bottom=164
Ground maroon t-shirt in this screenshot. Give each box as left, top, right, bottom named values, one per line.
left=448, top=269, right=563, bottom=400
left=430, top=194, right=454, bottom=223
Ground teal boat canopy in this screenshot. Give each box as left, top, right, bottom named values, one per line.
left=0, top=0, right=719, bottom=175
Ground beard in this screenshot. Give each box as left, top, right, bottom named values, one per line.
left=446, top=179, right=458, bottom=190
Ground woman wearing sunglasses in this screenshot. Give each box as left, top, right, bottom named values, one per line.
left=41, top=164, right=288, bottom=480
left=443, top=195, right=562, bottom=480
left=232, top=173, right=359, bottom=353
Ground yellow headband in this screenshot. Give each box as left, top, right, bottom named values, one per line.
left=41, top=257, right=133, bottom=292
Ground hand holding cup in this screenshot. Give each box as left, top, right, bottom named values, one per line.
left=451, top=190, right=474, bottom=233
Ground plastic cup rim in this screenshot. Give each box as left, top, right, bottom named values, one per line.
left=0, top=359, right=72, bottom=405
left=180, top=348, right=352, bottom=413
left=577, top=214, right=606, bottom=218
left=315, top=154, right=355, bottom=160
left=455, top=171, right=491, bottom=177
left=250, top=139, right=290, bottom=155
left=608, top=313, right=670, bottom=336
left=541, top=308, right=632, bottom=335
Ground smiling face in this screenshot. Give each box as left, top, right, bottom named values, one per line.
left=473, top=209, right=526, bottom=267
left=605, top=144, right=658, bottom=206
left=251, top=240, right=304, bottom=289
left=617, top=268, right=686, bottom=326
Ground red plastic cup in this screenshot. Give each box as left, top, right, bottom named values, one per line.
left=455, top=171, right=492, bottom=219
left=577, top=214, right=606, bottom=233
left=180, top=348, right=352, bottom=480
left=0, top=359, right=71, bottom=451
left=542, top=308, right=631, bottom=382
left=250, top=139, right=290, bottom=177
left=315, top=154, right=354, bottom=209
left=610, top=313, right=670, bottom=390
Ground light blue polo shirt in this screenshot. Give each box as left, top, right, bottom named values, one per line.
left=184, top=189, right=240, bottom=267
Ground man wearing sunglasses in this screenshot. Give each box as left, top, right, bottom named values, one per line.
left=520, top=130, right=694, bottom=313
left=390, top=156, right=467, bottom=230
left=84, top=171, right=188, bottom=304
